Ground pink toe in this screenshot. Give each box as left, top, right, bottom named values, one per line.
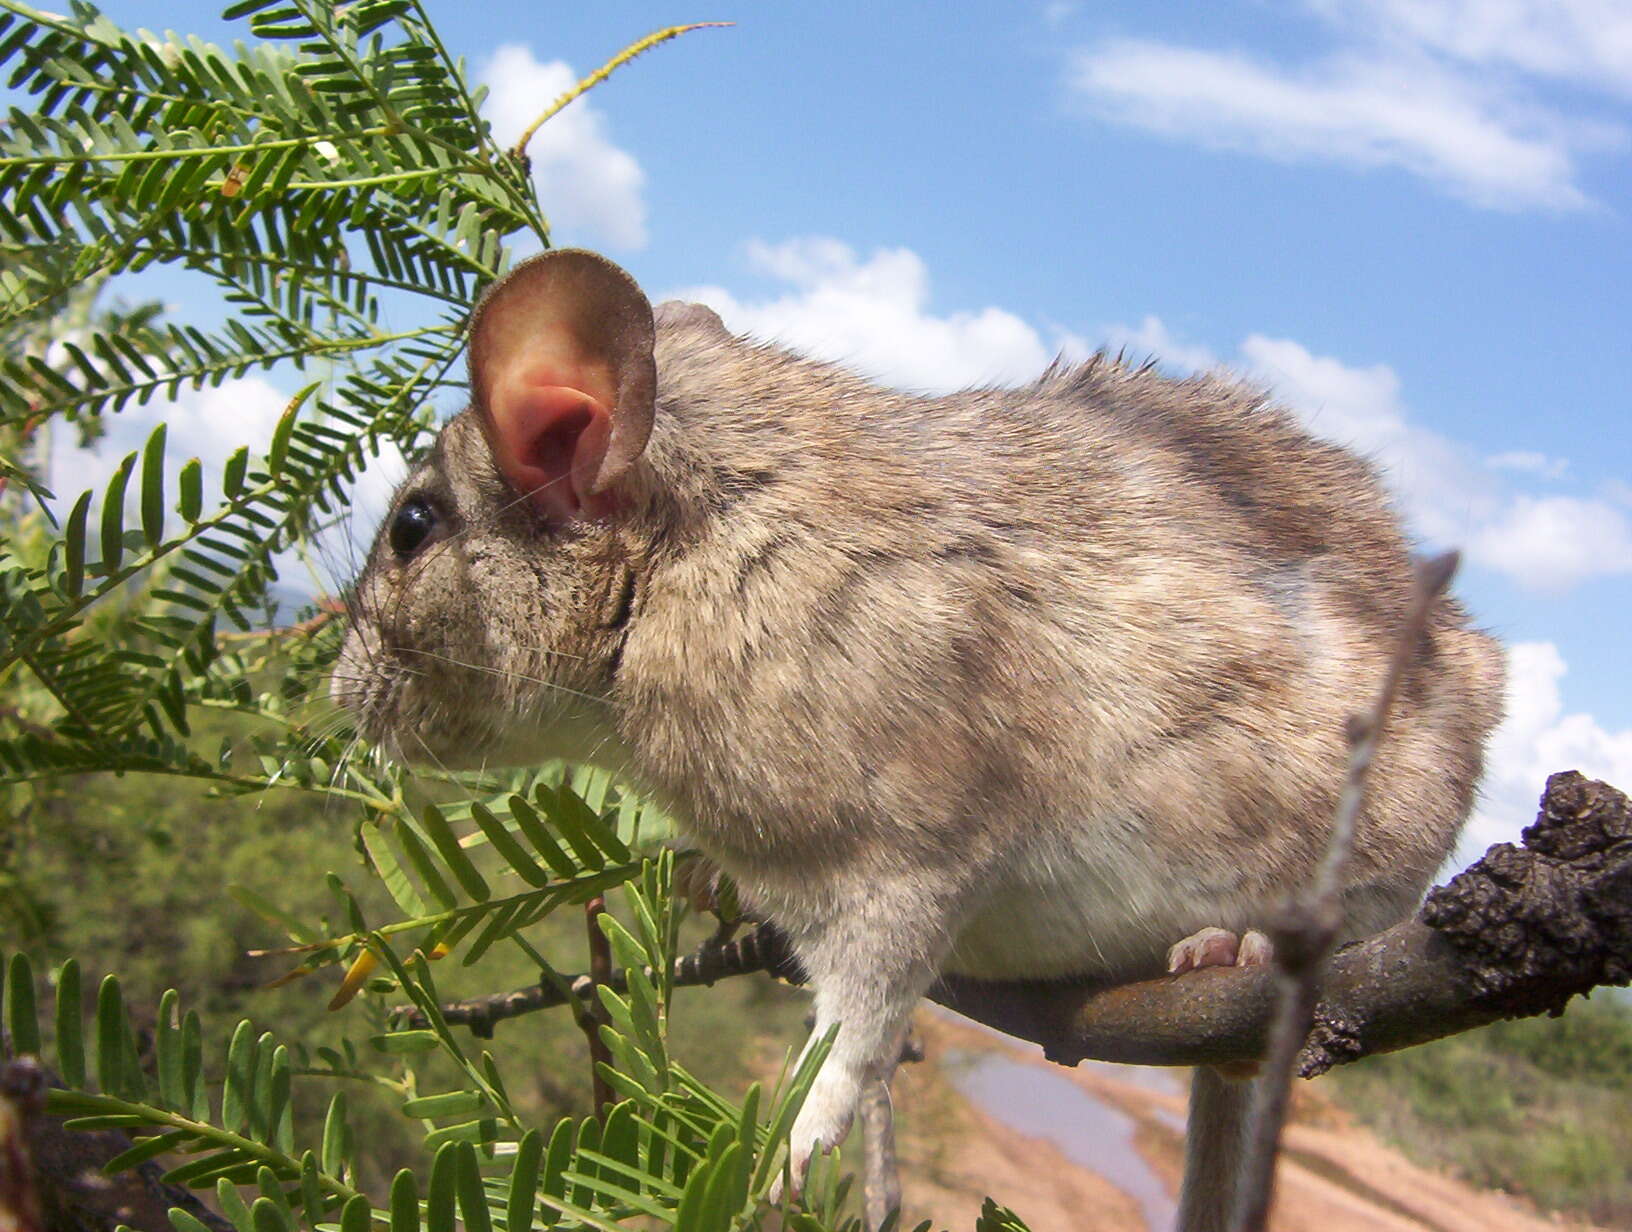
left=1237, top=929, right=1275, bottom=967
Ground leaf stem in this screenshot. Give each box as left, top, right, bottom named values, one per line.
left=508, top=24, right=733, bottom=161
left=47, top=1089, right=360, bottom=1201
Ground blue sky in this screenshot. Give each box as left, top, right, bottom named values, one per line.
left=39, top=0, right=1632, bottom=864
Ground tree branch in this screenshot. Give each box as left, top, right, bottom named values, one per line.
left=582, top=897, right=615, bottom=1117
left=213, top=600, right=340, bottom=643
left=934, top=769, right=1631, bottom=1072
left=0, top=1056, right=234, bottom=1232
left=395, top=926, right=800, bottom=1035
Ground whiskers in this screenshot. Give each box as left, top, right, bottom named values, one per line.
left=409, top=728, right=461, bottom=780
left=395, top=646, right=622, bottom=711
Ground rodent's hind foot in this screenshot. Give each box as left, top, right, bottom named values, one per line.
left=1167, top=925, right=1274, bottom=1080
left=1165, top=926, right=1274, bottom=973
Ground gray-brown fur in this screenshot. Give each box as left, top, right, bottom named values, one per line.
left=333, top=250, right=1505, bottom=1229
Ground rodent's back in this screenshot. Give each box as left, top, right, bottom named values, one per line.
left=647, top=331, right=1422, bottom=634
left=619, top=325, right=1503, bottom=962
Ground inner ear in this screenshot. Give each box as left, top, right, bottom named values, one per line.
left=489, top=382, right=613, bottom=524
left=469, top=249, right=656, bottom=523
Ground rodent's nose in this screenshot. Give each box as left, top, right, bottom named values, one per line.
left=329, top=631, right=366, bottom=708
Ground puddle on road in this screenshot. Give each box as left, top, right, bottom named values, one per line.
left=943, top=1048, right=1179, bottom=1232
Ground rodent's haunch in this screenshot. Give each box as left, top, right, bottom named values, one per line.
left=333, top=249, right=1504, bottom=1228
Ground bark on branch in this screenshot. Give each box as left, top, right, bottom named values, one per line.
left=0, top=1056, right=233, bottom=1232
left=402, top=925, right=802, bottom=1037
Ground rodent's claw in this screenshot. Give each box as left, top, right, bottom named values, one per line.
left=672, top=851, right=722, bottom=914
left=1236, top=928, right=1274, bottom=967
left=1167, top=926, right=1239, bottom=972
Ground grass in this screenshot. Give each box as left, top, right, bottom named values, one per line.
left=1327, top=994, right=1632, bottom=1226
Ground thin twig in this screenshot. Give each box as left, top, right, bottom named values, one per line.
left=859, top=1025, right=914, bottom=1232
left=214, top=600, right=341, bottom=642
left=1316, top=550, right=1463, bottom=902
left=0, top=1059, right=46, bottom=1232
left=859, top=1076, right=901, bottom=1232
left=1230, top=550, right=1460, bottom=1232
left=582, top=896, right=616, bottom=1117
left=0, top=704, right=55, bottom=741
left=508, top=24, right=734, bottom=162
left=392, top=925, right=799, bottom=1033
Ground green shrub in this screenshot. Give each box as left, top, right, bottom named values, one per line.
left=1329, top=997, right=1632, bottom=1225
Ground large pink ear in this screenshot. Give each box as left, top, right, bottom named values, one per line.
left=468, top=249, right=657, bottom=524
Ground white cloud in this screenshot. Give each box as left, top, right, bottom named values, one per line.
left=1244, top=335, right=1632, bottom=591
left=1241, top=334, right=1632, bottom=590
left=1066, top=37, right=1606, bottom=210
left=48, top=378, right=406, bottom=599
left=675, top=237, right=1081, bottom=393
left=1110, top=319, right=1631, bottom=593
left=1487, top=450, right=1569, bottom=480
left=678, top=237, right=1625, bottom=594
left=1102, top=314, right=1218, bottom=374
left=50, top=376, right=292, bottom=503
left=1469, top=495, right=1632, bottom=591
left=480, top=45, right=647, bottom=251
left=1458, top=641, right=1632, bottom=864
left=1237, top=333, right=1501, bottom=547
left=1308, top=0, right=1632, bottom=98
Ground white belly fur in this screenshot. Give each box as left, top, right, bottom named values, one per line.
left=944, top=826, right=1261, bottom=982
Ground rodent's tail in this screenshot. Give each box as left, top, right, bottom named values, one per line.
left=1177, top=1066, right=1254, bottom=1232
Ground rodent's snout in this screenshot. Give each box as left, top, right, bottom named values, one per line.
left=328, top=621, right=381, bottom=718
left=328, top=631, right=358, bottom=709
left=327, top=643, right=356, bottom=708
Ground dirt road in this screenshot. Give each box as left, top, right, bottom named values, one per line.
left=889, top=1013, right=1600, bottom=1232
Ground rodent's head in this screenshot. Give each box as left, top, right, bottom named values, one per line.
left=331, top=250, right=658, bottom=769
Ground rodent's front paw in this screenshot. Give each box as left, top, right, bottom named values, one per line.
left=769, top=1085, right=856, bottom=1204
left=673, top=851, right=750, bottom=923
left=672, top=851, right=723, bottom=914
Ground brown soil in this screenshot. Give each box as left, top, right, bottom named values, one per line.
left=885, top=1012, right=1607, bottom=1232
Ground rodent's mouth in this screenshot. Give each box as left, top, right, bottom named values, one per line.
left=330, top=656, right=422, bottom=764
left=353, top=702, right=498, bottom=772
left=351, top=683, right=489, bottom=769
left=331, top=626, right=620, bottom=775
left=336, top=687, right=402, bottom=760
left=375, top=681, right=526, bottom=772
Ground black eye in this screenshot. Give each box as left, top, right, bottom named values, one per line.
left=389, top=498, right=436, bottom=558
